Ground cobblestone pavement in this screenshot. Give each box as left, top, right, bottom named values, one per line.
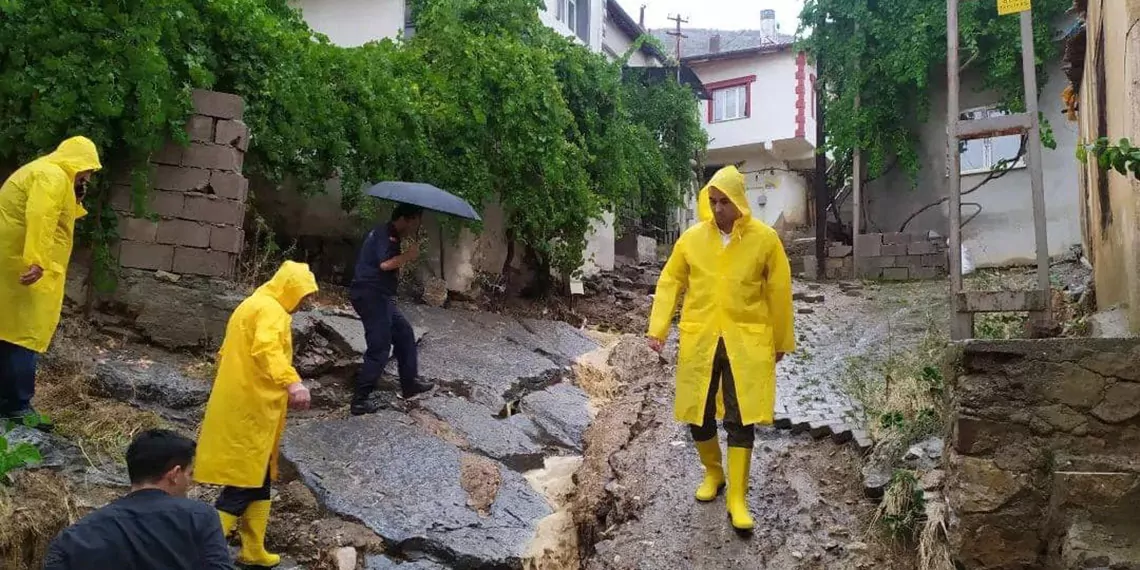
left=772, top=279, right=950, bottom=450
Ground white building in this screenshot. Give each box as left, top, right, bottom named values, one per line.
left=657, top=9, right=817, bottom=232
left=281, top=0, right=669, bottom=287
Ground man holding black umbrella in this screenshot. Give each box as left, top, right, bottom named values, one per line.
left=350, top=203, right=435, bottom=415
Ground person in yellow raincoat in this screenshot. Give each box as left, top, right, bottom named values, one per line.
left=194, top=261, right=317, bottom=567
left=0, top=137, right=101, bottom=430
left=647, top=165, right=795, bottom=533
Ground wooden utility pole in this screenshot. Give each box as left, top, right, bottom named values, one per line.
left=667, top=13, right=689, bottom=80
left=946, top=0, right=1050, bottom=339
left=814, top=50, right=828, bottom=279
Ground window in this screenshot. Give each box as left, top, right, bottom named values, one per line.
left=712, top=85, right=748, bottom=122
left=556, top=0, right=589, bottom=43
left=957, top=107, right=1026, bottom=175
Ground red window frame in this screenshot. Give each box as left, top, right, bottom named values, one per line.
left=705, top=75, right=757, bottom=123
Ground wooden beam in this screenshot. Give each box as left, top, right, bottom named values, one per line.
left=956, top=290, right=1049, bottom=313
left=947, top=0, right=973, bottom=340
left=957, top=113, right=1032, bottom=140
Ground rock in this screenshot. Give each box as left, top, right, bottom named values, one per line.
left=315, top=312, right=427, bottom=362
left=283, top=412, right=551, bottom=568
left=365, top=556, right=450, bottom=569
left=333, top=547, right=357, bottom=570
left=420, top=397, right=545, bottom=471
left=606, top=338, right=661, bottom=383
left=862, top=461, right=893, bottom=499
left=1090, top=382, right=1140, bottom=424
left=4, top=425, right=129, bottom=488
left=154, top=270, right=181, bottom=283
left=110, top=269, right=244, bottom=350
left=793, top=292, right=826, bottom=303
left=93, top=359, right=211, bottom=410
left=422, top=277, right=448, bottom=308
left=922, top=470, right=945, bottom=491
left=951, top=456, right=1025, bottom=513
left=520, top=383, right=592, bottom=451
left=797, top=307, right=815, bottom=315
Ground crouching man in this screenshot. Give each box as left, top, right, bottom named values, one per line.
left=647, top=165, right=795, bottom=533
left=43, top=429, right=233, bottom=569
left=194, top=261, right=318, bottom=567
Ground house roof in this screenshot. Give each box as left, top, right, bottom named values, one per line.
left=606, top=0, right=667, bottom=63
left=649, top=27, right=796, bottom=60
left=681, top=43, right=794, bottom=65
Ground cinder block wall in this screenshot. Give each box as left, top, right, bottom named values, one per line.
left=112, top=89, right=249, bottom=279
left=854, top=232, right=948, bottom=280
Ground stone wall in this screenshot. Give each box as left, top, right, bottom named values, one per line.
left=946, top=339, right=1140, bottom=570
left=111, top=89, right=249, bottom=279
left=854, top=232, right=948, bottom=280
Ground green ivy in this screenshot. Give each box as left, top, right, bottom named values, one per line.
left=0, top=0, right=705, bottom=287
left=798, top=0, right=1070, bottom=187
left=1077, top=137, right=1140, bottom=179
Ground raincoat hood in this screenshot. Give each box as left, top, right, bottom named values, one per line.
left=696, top=165, right=751, bottom=224
left=257, top=261, right=319, bottom=313
left=45, top=136, right=102, bottom=177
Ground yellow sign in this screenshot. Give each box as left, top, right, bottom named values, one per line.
left=997, top=0, right=1031, bottom=15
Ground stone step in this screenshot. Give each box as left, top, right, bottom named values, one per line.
left=1049, top=471, right=1140, bottom=569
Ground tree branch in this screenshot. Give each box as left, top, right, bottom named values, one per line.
left=897, top=134, right=1027, bottom=233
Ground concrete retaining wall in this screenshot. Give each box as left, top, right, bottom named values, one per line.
left=947, top=339, right=1140, bottom=569
left=854, top=232, right=948, bottom=280
left=112, top=89, right=248, bottom=279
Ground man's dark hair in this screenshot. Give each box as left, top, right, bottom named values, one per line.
left=125, top=429, right=196, bottom=484
left=391, top=204, right=424, bottom=222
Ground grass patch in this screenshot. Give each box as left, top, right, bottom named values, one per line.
left=918, top=498, right=955, bottom=570
left=0, top=470, right=74, bottom=569
left=871, top=470, right=925, bottom=542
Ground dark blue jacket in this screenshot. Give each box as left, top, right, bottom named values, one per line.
left=351, top=223, right=402, bottom=296
left=42, top=488, right=233, bottom=570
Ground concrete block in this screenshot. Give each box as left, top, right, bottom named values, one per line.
left=182, top=143, right=243, bottom=172
left=908, top=240, right=937, bottom=255
left=802, top=256, right=818, bottom=280
left=881, top=243, right=908, bottom=256
left=173, top=247, right=233, bottom=277
left=157, top=219, right=211, bottom=248
left=119, top=241, right=174, bottom=271
left=215, top=119, right=250, bottom=152
left=154, top=165, right=210, bottom=192
left=152, top=191, right=187, bottom=218
left=882, top=267, right=910, bottom=281
left=119, top=216, right=158, bottom=243
left=110, top=185, right=132, bottom=212
left=152, top=142, right=183, bottom=166
left=829, top=245, right=853, bottom=258
left=208, top=171, right=249, bottom=202
left=183, top=195, right=244, bottom=225
left=636, top=236, right=657, bottom=264
left=210, top=225, right=244, bottom=254
left=882, top=232, right=910, bottom=245
left=857, top=266, right=883, bottom=280
left=854, top=235, right=882, bottom=257
left=922, top=253, right=949, bottom=269
left=910, top=266, right=941, bottom=280
left=186, top=115, right=215, bottom=142
left=191, top=89, right=244, bottom=120
left=826, top=257, right=846, bottom=270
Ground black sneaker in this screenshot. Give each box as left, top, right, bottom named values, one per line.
left=400, top=379, right=435, bottom=400
left=350, top=398, right=386, bottom=416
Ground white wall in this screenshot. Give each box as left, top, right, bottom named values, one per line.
left=863, top=59, right=1081, bottom=267
left=693, top=51, right=803, bottom=151
left=290, top=0, right=405, bottom=46
left=684, top=147, right=810, bottom=229
left=540, top=0, right=604, bottom=52
left=602, top=13, right=658, bottom=67
left=581, top=211, right=616, bottom=276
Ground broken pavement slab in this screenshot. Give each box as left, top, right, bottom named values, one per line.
left=93, top=358, right=212, bottom=410
left=282, top=411, right=552, bottom=568
left=365, top=556, right=450, bottom=570
left=520, top=383, right=592, bottom=452
left=420, top=397, right=546, bottom=472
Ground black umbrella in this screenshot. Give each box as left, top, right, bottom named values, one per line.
left=365, top=181, right=481, bottom=221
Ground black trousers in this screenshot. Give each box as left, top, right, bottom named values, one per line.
left=690, top=339, right=755, bottom=449
left=350, top=289, right=418, bottom=402
left=215, top=469, right=271, bottom=516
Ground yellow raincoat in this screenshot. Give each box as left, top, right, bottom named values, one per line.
left=0, top=137, right=101, bottom=353
left=648, top=166, right=795, bottom=427
left=194, top=261, right=318, bottom=489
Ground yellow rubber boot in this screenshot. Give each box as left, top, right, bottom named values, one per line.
left=726, top=447, right=755, bottom=532
left=694, top=438, right=725, bottom=502
left=218, top=510, right=238, bottom=537
left=236, top=500, right=281, bottom=567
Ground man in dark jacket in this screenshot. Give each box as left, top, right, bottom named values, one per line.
left=349, top=203, right=435, bottom=416
left=43, top=429, right=233, bottom=569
